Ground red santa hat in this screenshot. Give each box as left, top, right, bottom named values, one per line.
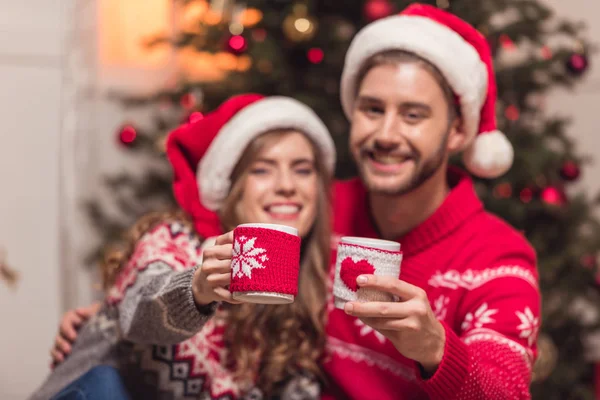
left=340, top=3, right=513, bottom=178
left=166, top=94, right=336, bottom=238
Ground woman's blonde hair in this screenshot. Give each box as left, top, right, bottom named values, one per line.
left=100, top=129, right=331, bottom=396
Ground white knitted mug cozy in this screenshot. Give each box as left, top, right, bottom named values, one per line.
left=333, top=237, right=403, bottom=309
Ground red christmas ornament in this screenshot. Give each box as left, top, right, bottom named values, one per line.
left=499, top=34, right=515, bottom=50
left=180, top=93, right=196, bottom=109
left=307, top=48, right=324, bottom=64
left=252, top=29, right=267, bottom=42
left=540, top=186, right=567, bottom=206
left=560, top=160, right=581, bottom=181
left=520, top=188, right=533, bottom=203
left=227, top=35, right=247, bottom=55
left=118, top=125, right=137, bottom=147
left=540, top=46, right=552, bottom=60
left=504, top=105, right=520, bottom=121
left=581, top=254, right=596, bottom=269
left=493, top=183, right=512, bottom=199
left=566, top=52, right=589, bottom=76
left=364, top=0, right=394, bottom=21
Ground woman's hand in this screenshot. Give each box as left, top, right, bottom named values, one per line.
left=50, top=302, right=101, bottom=367
left=192, top=231, right=241, bottom=306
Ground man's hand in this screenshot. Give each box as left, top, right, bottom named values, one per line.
left=51, top=302, right=101, bottom=368
left=344, top=275, right=446, bottom=373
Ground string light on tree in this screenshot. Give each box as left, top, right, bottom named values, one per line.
left=117, top=124, right=137, bottom=148
left=227, top=35, right=248, bottom=54
left=363, top=0, right=394, bottom=21
left=336, top=19, right=356, bottom=41
left=282, top=4, right=317, bottom=42
left=257, top=59, right=273, bottom=74
left=540, top=185, right=567, bottom=206
left=436, top=0, right=450, bottom=9
left=307, top=48, right=324, bottom=64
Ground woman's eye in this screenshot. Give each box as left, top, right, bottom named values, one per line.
left=295, top=168, right=314, bottom=176
left=250, top=168, right=269, bottom=175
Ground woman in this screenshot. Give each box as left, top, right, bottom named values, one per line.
left=32, top=94, right=336, bottom=400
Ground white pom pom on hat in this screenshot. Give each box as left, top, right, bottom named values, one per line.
left=340, top=3, right=513, bottom=178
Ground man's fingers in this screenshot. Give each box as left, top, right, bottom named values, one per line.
left=358, top=316, right=413, bottom=332
left=357, top=275, right=425, bottom=300
left=345, top=298, right=427, bottom=320
left=50, top=349, right=64, bottom=364
left=59, top=316, right=80, bottom=341
left=345, top=300, right=410, bottom=319
left=76, top=303, right=100, bottom=319
left=55, top=336, right=72, bottom=354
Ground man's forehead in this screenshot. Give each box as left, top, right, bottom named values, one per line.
left=358, top=63, right=447, bottom=104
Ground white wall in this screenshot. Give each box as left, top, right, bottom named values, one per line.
left=0, top=1, right=67, bottom=398
left=544, top=0, right=600, bottom=198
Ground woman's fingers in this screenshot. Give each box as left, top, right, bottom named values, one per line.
left=201, top=259, right=231, bottom=275
left=206, top=273, right=231, bottom=287
left=202, top=243, right=233, bottom=261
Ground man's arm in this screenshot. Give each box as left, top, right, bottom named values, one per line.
left=417, top=272, right=539, bottom=399
left=345, top=257, right=539, bottom=400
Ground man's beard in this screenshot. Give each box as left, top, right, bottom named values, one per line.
left=360, top=131, right=449, bottom=197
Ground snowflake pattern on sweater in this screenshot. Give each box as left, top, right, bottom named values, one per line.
left=322, top=169, right=541, bottom=400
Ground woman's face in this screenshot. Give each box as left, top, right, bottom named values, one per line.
left=235, top=131, right=319, bottom=238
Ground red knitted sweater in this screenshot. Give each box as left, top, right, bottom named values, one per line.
left=322, top=168, right=540, bottom=400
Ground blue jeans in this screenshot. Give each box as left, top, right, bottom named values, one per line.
left=52, top=365, right=130, bottom=400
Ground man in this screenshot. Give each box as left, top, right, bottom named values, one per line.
left=323, top=4, right=539, bottom=400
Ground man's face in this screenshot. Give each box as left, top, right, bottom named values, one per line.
left=349, top=62, right=464, bottom=196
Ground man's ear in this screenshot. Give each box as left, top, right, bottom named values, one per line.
left=446, top=116, right=467, bottom=153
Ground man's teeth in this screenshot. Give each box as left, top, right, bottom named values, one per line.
left=373, top=154, right=407, bottom=164
left=268, top=205, right=300, bottom=214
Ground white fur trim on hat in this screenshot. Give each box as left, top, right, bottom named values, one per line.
left=340, top=15, right=488, bottom=149
left=198, top=96, right=336, bottom=211
left=462, top=130, right=514, bottom=178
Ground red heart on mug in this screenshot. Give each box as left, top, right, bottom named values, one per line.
left=340, top=257, right=375, bottom=292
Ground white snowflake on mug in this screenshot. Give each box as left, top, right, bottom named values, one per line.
left=231, top=236, right=269, bottom=279
left=461, top=303, right=498, bottom=332
left=516, top=307, right=540, bottom=346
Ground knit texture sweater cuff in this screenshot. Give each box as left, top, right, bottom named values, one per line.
left=161, top=266, right=217, bottom=334
left=418, top=321, right=470, bottom=399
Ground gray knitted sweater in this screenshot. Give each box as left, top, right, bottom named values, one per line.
left=30, top=222, right=320, bottom=400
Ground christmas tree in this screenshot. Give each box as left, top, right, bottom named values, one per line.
left=88, top=0, right=599, bottom=397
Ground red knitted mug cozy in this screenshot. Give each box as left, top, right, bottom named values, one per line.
left=333, top=242, right=403, bottom=309
left=229, top=226, right=301, bottom=299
